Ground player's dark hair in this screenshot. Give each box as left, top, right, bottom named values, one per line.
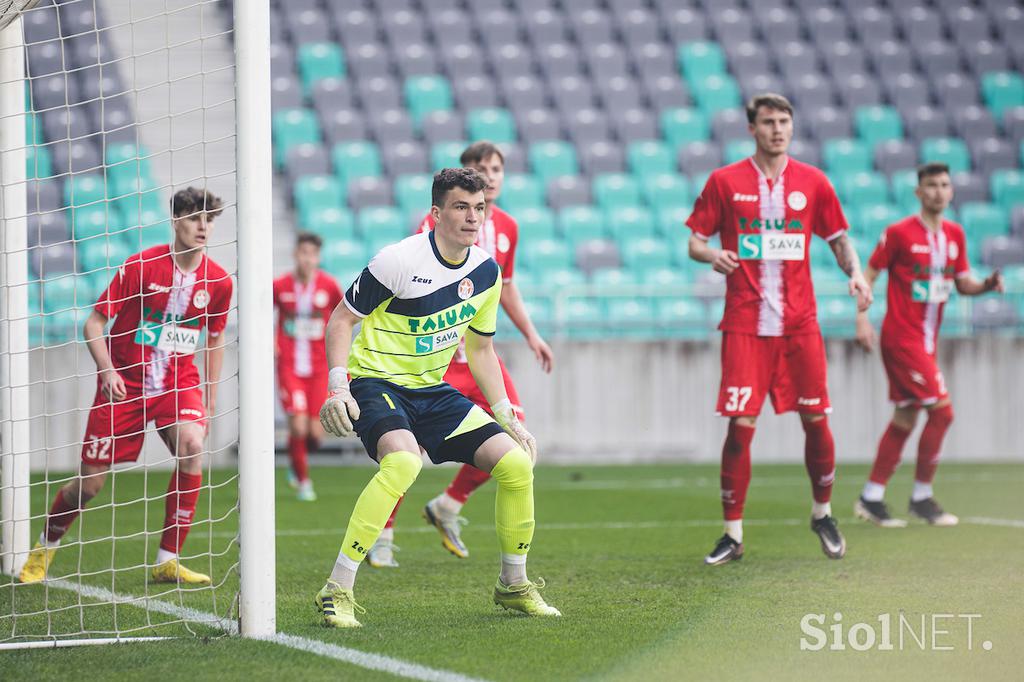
left=171, top=186, right=224, bottom=219
left=745, top=93, right=795, bottom=124
left=460, top=140, right=504, bottom=167
left=431, top=167, right=488, bottom=207
left=296, top=231, right=322, bottom=249
left=917, top=162, right=951, bottom=183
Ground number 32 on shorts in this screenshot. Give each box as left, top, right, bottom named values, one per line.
left=725, top=386, right=752, bottom=412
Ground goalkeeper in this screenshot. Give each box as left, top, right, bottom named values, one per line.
left=314, top=168, right=560, bottom=627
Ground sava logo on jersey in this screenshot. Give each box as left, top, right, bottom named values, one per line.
left=738, top=233, right=806, bottom=261
left=414, top=329, right=461, bottom=354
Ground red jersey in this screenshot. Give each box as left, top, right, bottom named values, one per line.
left=869, top=216, right=970, bottom=354
left=95, top=245, right=232, bottom=395
left=417, top=205, right=518, bottom=283
left=273, top=270, right=344, bottom=378
left=687, top=157, right=849, bottom=336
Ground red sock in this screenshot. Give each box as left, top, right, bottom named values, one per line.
left=385, top=495, right=404, bottom=529
left=868, top=422, right=912, bottom=485
left=916, top=404, right=953, bottom=484
left=45, top=488, right=81, bottom=543
left=721, top=421, right=755, bottom=520
left=159, top=470, right=202, bottom=554
left=289, top=435, right=309, bottom=483
left=445, top=464, right=491, bottom=504
left=802, top=418, right=836, bottom=504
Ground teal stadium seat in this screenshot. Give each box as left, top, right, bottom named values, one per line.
left=321, top=239, right=367, bottom=277
left=981, top=72, right=1024, bottom=118
left=72, top=205, right=111, bottom=241
left=817, top=295, right=856, bottom=337
left=528, top=141, right=578, bottom=181
left=466, top=108, right=516, bottom=143
left=43, top=309, right=82, bottom=344
left=358, top=206, right=406, bottom=241
left=27, top=145, right=52, bottom=179
left=691, top=74, right=741, bottom=116
left=960, top=202, right=1009, bottom=253
left=562, top=297, right=606, bottom=339
left=642, top=267, right=690, bottom=288
left=105, top=143, right=152, bottom=183
left=607, top=298, right=656, bottom=338
left=855, top=105, right=904, bottom=149
left=500, top=174, right=544, bottom=211
left=823, top=139, right=872, bottom=176
left=990, top=170, right=1024, bottom=213
left=656, top=298, right=708, bottom=339
left=660, top=108, right=710, bottom=147
left=40, top=275, right=78, bottom=313
left=119, top=206, right=171, bottom=249
left=78, top=238, right=132, bottom=274
left=890, top=170, right=919, bottom=207
left=431, top=141, right=466, bottom=171
left=621, top=236, right=673, bottom=270
left=404, top=75, right=453, bottom=123
left=305, top=206, right=356, bottom=240
left=294, top=175, right=344, bottom=225
left=627, top=141, right=675, bottom=178
left=678, top=41, right=726, bottom=81
left=593, top=173, right=641, bottom=210
left=839, top=171, right=889, bottom=209
left=606, top=206, right=657, bottom=240
left=642, top=173, right=691, bottom=211
left=545, top=267, right=587, bottom=288
left=332, top=141, right=382, bottom=184
left=515, top=206, right=557, bottom=240
left=559, top=205, right=607, bottom=244
left=724, top=139, right=755, bottom=164
left=394, top=174, right=432, bottom=215
left=920, top=138, right=970, bottom=174
left=857, top=204, right=903, bottom=239
left=591, top=268, right=640, bottom=287
left=657, top=206, right=691, bottom=238
left=272, top=108, right=320, bottom=169
left=64, top=173, right=106, bottom=208
left=298, top=43, right=345, bottom=94
left=523, top=238, right=573, bottom=272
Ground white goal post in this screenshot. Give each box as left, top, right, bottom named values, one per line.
left=0, top=0, right=275, bottom=645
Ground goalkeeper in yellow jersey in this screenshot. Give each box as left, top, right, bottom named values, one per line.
left=314, top=168, right=560, bottom=627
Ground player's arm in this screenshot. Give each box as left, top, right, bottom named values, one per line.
left=319, top=302, right=362, bottom=437
left=204, top=329, right=227, bottom=421
left=83, top=309, right=126, bottom=401
left=828, top=233, right=872, bottom=311
left=854, top=265, right=882, bottom=352
left=955, top=271, right=1004, bottom=296
left=464, top=329, right=537, bottom=461
left=499, top=280, right=553, bottom=372
left=688, top=234, right=738, bottom=274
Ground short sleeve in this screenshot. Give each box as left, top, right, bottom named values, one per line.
left=468, top=270, right=502, bottom=337
left=813, top=177, right=849, bottom=241
left=952, top=227, right=970, bottom=276
left=868, top=227, right=894, bottom=271
left=686, top=172, right=722, bottom=239
left=94, top=256, right=140, bottom=319
left=206, top=273, right=233, bottom=338
left=344, top=247, right=399, bottom=317
left=501, top=219, right=518, bottom=282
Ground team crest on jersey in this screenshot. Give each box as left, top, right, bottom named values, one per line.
left=948, top=241, right=958, bottom=260
left=787, top=191, right=807, bottom=211
left=457, top=278, right=474, bottom=300
left=314, top=290, right=329, bottom=308
left=192, top=289, right=210, bottom=309
left=498, top=233, right=511, bottom=253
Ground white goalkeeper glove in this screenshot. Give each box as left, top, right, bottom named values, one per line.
left=320, top=368, right=361, bottom=438
left=490, top=399, right=537, bottom=462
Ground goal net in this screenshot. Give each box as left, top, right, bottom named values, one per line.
left=0, top=0, right=275, bottom=648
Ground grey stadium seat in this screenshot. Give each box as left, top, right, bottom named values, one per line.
left=576, top=240, right=621, bottom=275
left=285, top=144, right=331, bottom=183
left=347, top=177, right=392, bottom=211
left=874, top=140, right=919, bottom=175
left=972, top=298, right=1019, bottom=330
left=355, top=77, right=401, bottom=111
left=755, top=8, right=803, bottom=44
left=271, top=76, right=302, bottom=113
left=663, top=7, right=709, bottom=43
left=394, top=43, right=439, bottom=79
left=565, top=108, right=611, bottom=146
left=642, top=74, right=691, bottom=111
left=951, top=172, right=989, bottom=207
left=982, top=236, right=1024, bottom=268
left=516, top=108, right=562, bottom=145
left=806, top=106, right=853, bottom=142
left=367, top=108, right=415, bottom=145
left=501, top=75, right=548, bottom=110
left=312, top=78, right=354, bottom=114
left=27, top=210, right=69, bottom=248
left=546, top=177, right=592, bottom=211
left=454, top=76, right=499, bottom=110
left=579, top=141, right=625, bottom=175
left=420, top=111, right=464, bottom=145
left=48, top=137, right=102, bottom=175
left=712, top=109, right=750, bottom=143
left=323, top=109, right=368, bottom=146
left=611, top=109, right=659, bottom=145
left=678, top=141, right=723, bottom=176
left=788, top=139, right=821, bottom=168
left=347, top=44, right=392, bottom=80
left=31, top=243, right=76, bottom=278
left=596, top=76, right=643, bottom=111
left=382, top=141, right=429, bottom=176
left=953, top=105, right=998, bottom=140
left=970, top=138, right=1018, bottom=175
left=904, top=106, right=951, bottom=143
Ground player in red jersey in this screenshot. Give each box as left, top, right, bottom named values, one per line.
left=687, top=94, right=873, bottom=565
left=273, top=232, right=344, bottom=502
left=853, top=163, right=1004, bottom=528
left=19, top=187, right=233, bottom=585
left=366, top=141, right=554, bottom=568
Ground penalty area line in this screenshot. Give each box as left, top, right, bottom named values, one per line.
left=46, top=579, right=490, bottom=682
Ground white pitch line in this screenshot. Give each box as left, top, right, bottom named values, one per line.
left=963, top=516, right=1024, bottom=528
left=44, top=579, right=490, bottom=682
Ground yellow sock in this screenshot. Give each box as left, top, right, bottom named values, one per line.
left=340, top=450, right=421, bottom=563
left=490, top=447, right=535, bottom=556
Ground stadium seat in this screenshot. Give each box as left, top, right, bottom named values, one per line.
left=358, top=206, right=406, bottom=241
left=627, top=141, right=674, bottom=179
left=691, top=74, right=742, bottom=116
left=272, top=108, right=321, bottom=169
left=839, top=172, right=890, bottom=209
left=294, top=175, right=345, bottom=224
left=724, top=139, right=755, bottom=164
left=404, top=75, right=453, bottom=123
left=678, top=41, right=727, bottom=81
left=991, top=170, right=1024, bottom=213
left=621, top=236, right=673, bottom=270
left=817, top=295, right=857, bottom=337
left=559, top=206, right=607, bottom=244
left=591, top=268, right=640, bottom=288
left=71, top=206, right=111, bottom=242
left=562, top=296, right=607, bottom=339
left=593, top=173, right=641, bottom=210
left=823, top=139, right=872, bottom=176
left=500, top=174, right=544, bottom=212
left=642, top=173, right=691, bottom=211
left=78, top=238, right=131, bottom=274
left=26, top=145, right=52, bottom=180
left=546, top=176, right=592, bottom=211
left=430, top=141, right=466, bottom=172
left=297, top=42, right=345, bottom=94
left=516, top=206, right=557, bottom=240
left=40, top=275, right=78, bottom=314
left=656, top=297, right=708, bottom=338
left=607, top=298, right=656, bottom=338
left=332, top=141, right=382, bottom=184
left=660, top=108, right=710, bottom=147
left=394, top=174, right=432, bottom=215
left=304, top=206, right=356, bottom=240
left=524, top=238, right=574, bottom=271
left=857, top=204, right=903, bottom=239
left=606, top=206, right=657, bottom=240
left=466, top=108, right=516, bottom=143
left=981, top=71, right=1024, bottom=119
left=321, top=239, right=368, bottom=277
left=920, top=137, right=971, bottom=174
left=528, top=141, right=578, bottom=182
left=63, top=173, right=106, bottom=209
left=961, top=202, right=1010, bottom=253
left=855, top=105, right=904, bottom=149
left=104, top=143, right=152, bottom=185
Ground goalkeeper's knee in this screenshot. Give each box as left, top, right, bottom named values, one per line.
left=375, top=450, right=422, bottom=497
left=491, top=447, right=533, bottom=490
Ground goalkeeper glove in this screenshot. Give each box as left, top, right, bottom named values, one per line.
left=490, top=399, right=537, bottom=462
left=320, top=368, right=361, bottom=438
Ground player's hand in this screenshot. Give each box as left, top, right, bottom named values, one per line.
left=849, top=273, right=873, bottom=312
left=855, top=315, right=876, bottom=352
left=711, top=249, right=739, bottom=275
left=985, top=270, right=1005, bottom=294
left=491, top=399, right=537, bottom=462
left=320, top=385, right=360, bottom=437
left=527, top=334, right=554, bottom=373
left=99, top=368, right=127, bottom=402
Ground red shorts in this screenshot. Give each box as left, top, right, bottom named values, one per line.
left=880, top=341, right=948, bottom=407
left=278, top=365, right=328, bottom=417
left=81, top=385, right=205, bottom=465
left=443, top=356, right=524, bottom=421
left=716, top=332, right=831, bottom=416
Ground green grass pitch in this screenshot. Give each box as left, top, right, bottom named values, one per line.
left=3, top=462, right=1022, bottom=681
